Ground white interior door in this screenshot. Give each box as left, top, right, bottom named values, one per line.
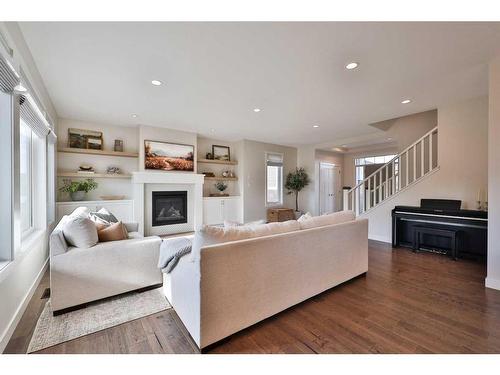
left=319, top=163, right=341, bottom=214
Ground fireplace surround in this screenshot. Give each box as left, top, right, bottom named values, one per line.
left=132, top=171, right=204, bottom=236
left=152, top=191, right=188, bottom=227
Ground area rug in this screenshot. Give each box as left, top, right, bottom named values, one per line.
left=27, top=287, right=171, bottom=353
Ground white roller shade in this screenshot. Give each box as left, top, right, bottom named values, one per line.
left=0, top=54, right=19, bottom=93
left=19, top=94, right=51, bottom=138
left=266, top=152, right=283, bottom=167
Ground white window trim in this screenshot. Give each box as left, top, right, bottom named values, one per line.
left=20, top=120, right=34, bottom=238
left=265, top=152, right=284, bottom=207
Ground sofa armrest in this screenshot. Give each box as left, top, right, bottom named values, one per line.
left=124, top=222, right=139, bottom=232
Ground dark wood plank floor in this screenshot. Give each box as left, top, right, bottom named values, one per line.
left=5, top=241, right=500, bottom=354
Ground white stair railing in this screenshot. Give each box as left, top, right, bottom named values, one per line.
left=344, top=126, right=438, bottom=216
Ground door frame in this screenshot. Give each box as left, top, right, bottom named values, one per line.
left=318, top=162, right=341, bottom=214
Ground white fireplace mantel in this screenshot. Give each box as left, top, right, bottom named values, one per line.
left=132, top=171, right=205, bottom=235
left=132, top=171, right=205, bottom=185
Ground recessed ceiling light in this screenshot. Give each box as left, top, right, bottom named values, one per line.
left=253, top=108, right=261, bottom=112
left=131, top=114, right=138, bottom=118
left=401, top=99, right=411, bottom=104
left=387, top=137, right=393, bottom=141
left=151, top=80, right=162, bottom=86
left=313, top=125, right=320, bottom=128
left=210, top=128, right=215, bottom=132
left=341, top=144, right=347, bottom=148
left=345, top=62, right=359, bottom=70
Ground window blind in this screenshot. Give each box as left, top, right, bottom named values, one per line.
left=0, top=54, right=19, bottom=94
left=19, top=94, right=51, bottom=138
left=266, top=152, right=283, bottom=167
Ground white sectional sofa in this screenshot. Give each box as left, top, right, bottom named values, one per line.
left=163, top=213, right=368, bottom=349
left=50, top=214, right=162, bottom=313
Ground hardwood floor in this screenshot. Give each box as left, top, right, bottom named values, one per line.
left=5, top=240, right=500, bottom=354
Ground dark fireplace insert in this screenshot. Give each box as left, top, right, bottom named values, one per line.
left=152, top=191, right=188, bottom=227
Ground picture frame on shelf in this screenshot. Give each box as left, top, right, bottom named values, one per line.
left=114, top=139, right=124, bottom=152
left=144, top=140, right=195, bottom=172
left=212, top=145, right=230, bottom=161
left=68, top=128, right=103, bottom=150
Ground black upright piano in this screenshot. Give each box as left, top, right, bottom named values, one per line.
left=392, top=199, right=487, bottom=261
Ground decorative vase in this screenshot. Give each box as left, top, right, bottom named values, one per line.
left=70, top=191, right=86, bottom=201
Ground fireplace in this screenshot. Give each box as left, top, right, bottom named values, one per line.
left=152, top=191, right=188, bottom=227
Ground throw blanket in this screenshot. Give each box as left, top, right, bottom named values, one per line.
left=158, top=237, right=192, bottom=273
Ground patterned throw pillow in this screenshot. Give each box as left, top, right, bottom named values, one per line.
left=89, top=207, right=118, bottom=225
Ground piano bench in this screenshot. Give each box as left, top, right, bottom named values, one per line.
left=413, top=226, right=460, bottom=260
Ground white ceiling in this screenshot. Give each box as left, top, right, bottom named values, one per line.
left=19, top=22, right=500, bottom=146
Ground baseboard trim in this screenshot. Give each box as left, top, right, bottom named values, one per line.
left=369, top=234, right=391, bottom=244
left=0, top=257, right=49, bottom=353
left=485, top=277, right=500, bottom=291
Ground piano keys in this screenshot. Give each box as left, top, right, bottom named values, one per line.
left=392, top=199, right=487, bottom=261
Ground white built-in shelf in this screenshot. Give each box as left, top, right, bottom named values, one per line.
left=197, top=158, right=238, bottom=166
left=204, top=176, right=238, bottom=181
left=203, top=195, right=241, bottom=199
left=57, top=171, right=132, bottom=179
left=58, top=147, right=139, bottom=158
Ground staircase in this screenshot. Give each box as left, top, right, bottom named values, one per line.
left=344, top=126, right=438, bottom=216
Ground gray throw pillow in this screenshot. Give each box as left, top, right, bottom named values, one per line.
left=63, top=216, right=98, bottom=248
left=89, top=207, right=118, bottom=225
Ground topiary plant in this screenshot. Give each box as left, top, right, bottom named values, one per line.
left=285, top=167, right=310, bottom=212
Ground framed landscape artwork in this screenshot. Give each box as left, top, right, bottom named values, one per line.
left=144, top=140, right=195, bottom=172
left=212, top=145, right=231, bottom=161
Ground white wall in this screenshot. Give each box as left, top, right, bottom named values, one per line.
left=487, top=57, right=500, bottom=291
left=56, top=118, right=139, bottom=201
left=371, top=110, right=437, bottom=151
left=362, top=96, right=488, bottom=243
left=0, top=23, right=56, bottom=353
left=242, top=140, right=297, bottom=222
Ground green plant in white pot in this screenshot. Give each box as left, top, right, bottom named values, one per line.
left=59, top=179, right=98, bottom=201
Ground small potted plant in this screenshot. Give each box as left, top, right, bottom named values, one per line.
left=285, top=167, right=310, bottom=217
left=214, top=181, right=228, bottom=196
left=59, top=179, right=98, bottom=201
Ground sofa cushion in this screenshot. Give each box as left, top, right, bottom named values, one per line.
left=223, top=219, right=266, bottom=228
left=298, top=210, right=355, bottom=230
left=63, top=216, right=98, bottom=248
left=191, top=220, right=300, bottom=261
left=97, top=221, right=128, bottom=242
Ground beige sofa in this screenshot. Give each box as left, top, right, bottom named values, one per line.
left=163, top=216, right=368, bottom=349
left=50, top=215, right=163, bottom=313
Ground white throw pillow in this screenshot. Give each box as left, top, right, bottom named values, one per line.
left=63, top=216, right=98, bottom=248
left=297, top=212, right=313, bottom=222
left=69, top=206, right=91, bottom=219
left=299, top=210, right=355, bottom=230
left=191, top=220, right=300, bottom=261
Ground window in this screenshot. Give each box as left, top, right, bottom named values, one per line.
left=20, top=120, right=33, bottom=236
left=354, top=154, right=397, bottom=185
left=0, top=90, right=12, bottom=267
left=266, top=152, right=283, bottom=206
